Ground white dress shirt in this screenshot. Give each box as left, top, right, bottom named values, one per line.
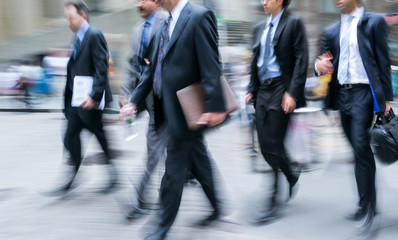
left=339, top=7, right=369, bottom=85
left=257, top=9, right=283, bottom=80
left=169, top=0, right=188, bottom=38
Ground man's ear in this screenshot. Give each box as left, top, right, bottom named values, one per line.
left=80, top=10, right=88, bottom=21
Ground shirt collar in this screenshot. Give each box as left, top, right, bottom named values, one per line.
left=170, top=0, right=188, bottom=23
left=146, top=10, right=158, bottom=25
left=267, top=8, right=284, bottom=27
left=341, top=6, right=364, bottom=22
left=76, top=21, right=89, bottom=41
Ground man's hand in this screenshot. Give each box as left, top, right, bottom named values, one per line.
left=120, top=103, right=137, bottom=121
left=119, top=95, right=128, bottom=108
left=245, top=93, right=253, bottom=105
left=316, top=52, right=334, bottom=75
left=197, top=112, right=227, bottom=127
left=81, top=97, right=96, bottom=110
left=282, top=92, right=296, bottom=114
left=384, top=101, right=391, bottom=116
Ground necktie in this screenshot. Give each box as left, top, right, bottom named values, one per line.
left=69, top=36, right=81, bottom=90
left=73, top=36, right=81, bottom=60
left=337, top=15, right=354, bottom=84
left=263, top=22, right=273, bottom=61
left=153, top=15, right=172, bottom=97
left=258, top=23, right=273, bottom=83
left=140, top=21, right=150, bottom=57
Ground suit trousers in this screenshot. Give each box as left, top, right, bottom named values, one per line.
left=338, top=85, right=376, bottom=212
left=255, top=82, right=296, bottom=205
left=135, top=120, right=168, bottom=204
left=149, top=134, right=219, bottom=239
left=64, top=107, right=111, bottom=173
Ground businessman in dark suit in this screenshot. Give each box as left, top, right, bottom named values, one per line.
left=119, top=0, right=168, bottom=220
left=316, top=0, right=392, bottom=233
left=121, top=0, right=226, bottom=238
left=246, top=0, right=308, bottom=224
left=47, top=1, right=116, bottom=196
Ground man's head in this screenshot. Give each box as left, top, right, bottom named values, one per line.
left=158, top=0, right=179, bottom=13
left=263, top=0, right=286, bottom=17
left=65, top=1, right=89, bottom=33
left=137, top=0, right=159, bottom=19
left=335, top=0, right=361, bottom=14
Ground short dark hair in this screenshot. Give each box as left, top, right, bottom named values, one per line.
left=282, top=0, right=291, bottom=7
left=65, top=1, right=90, bottom=21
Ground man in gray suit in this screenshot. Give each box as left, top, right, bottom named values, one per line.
left=121, top=0, right=227, bottom=239
left=119, top=0, right=168, bottom=220
left=246, top=0, right=308, bottom=224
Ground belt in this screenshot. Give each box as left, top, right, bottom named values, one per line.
left=261, top=77, right=282, bottom=86
left=340, top=83, right=369, bottom=89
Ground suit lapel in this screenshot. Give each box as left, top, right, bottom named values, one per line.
left=133, top=23, right=144, bottom=54
left=357, top=12, right=370, bottom=53
left=164, top=3, right=192, bottom=57
left=273, top=12, right=288, bottom=47
left=334, top=22, right=341, bottom=58
left=253, top=21, right=267, bottom=50
left=75, top=27, right=91, bottom=60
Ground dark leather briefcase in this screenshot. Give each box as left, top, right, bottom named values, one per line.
left=176, top=76, right=238, bottom=130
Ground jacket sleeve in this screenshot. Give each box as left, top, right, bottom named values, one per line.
left=194, top=10, right=226, bottom=113
left=288, top=18, right=309, bottom=101
left=372, top=15, right=393, bottom=102
left=89, top=30, right=109, bottom=102
left=247, top=25, right=261, bottom=97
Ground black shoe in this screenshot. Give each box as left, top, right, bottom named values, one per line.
left=40, top=183, right=73, bottom=197
left=251, top=207, right=278, bottom=225
left=198, top=210, right=220, bottom=226
left=346, top=207, right=367, bottom=221
left=125, top=204, right=148, bottom=221
left=98, top=179, right=118, bottom=194
left=358, top=209, right=378, bottom=237
left=288, top=165, right=301, bottom=200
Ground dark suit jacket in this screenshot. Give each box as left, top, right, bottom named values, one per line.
left=131, top=3, right=226, bottom=140
left=321, top=12, right=392, bottom=112
left=247, top=11, right=309, bottom=109
left=65, top=25, right=112, bottom=113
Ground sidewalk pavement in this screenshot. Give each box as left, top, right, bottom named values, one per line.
left=1, top=103, right=398, bottom=239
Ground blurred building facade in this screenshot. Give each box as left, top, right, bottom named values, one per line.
left=0, top=0, right=397, bottom=64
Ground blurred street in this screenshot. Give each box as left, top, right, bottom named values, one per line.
left=1, top=1, right=398, bottom=239
left=1, top=94, right=398, bottom=240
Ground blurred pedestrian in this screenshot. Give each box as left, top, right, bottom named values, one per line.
left=121, top=0, right=227, bottom=239
left=45, top=1, right=116, bottom=196
left=245, top=0, right=308, bottom=224
left=119, top=0, right=168, bottom=220
left=315, top=0, right=392, bottom=234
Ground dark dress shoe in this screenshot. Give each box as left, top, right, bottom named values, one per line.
left=198, top=210, right=220, bottom=226
left=40, top=183, right=73, bottom=197
left=125, top=204, right=148, bottom=221
left=98, top=179, right=118, bottom=194
left=345, top=208, right=367, bottom=221
left=251, top=208, right=278, bottom=225
left=288, top=165, right=301, bottom=200
left=358, top=209, right=378, bottom=237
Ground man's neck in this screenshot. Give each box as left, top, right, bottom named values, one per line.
left=271, top=8, right=283, bottom=20
left=167, top=0, right=180, bottom=13
left=342, top=4, right=359, bottom=15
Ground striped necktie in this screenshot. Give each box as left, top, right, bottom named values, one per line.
left=153, top=15, right=172, bottom=98
left=337, top=15, right=354, bottom=84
